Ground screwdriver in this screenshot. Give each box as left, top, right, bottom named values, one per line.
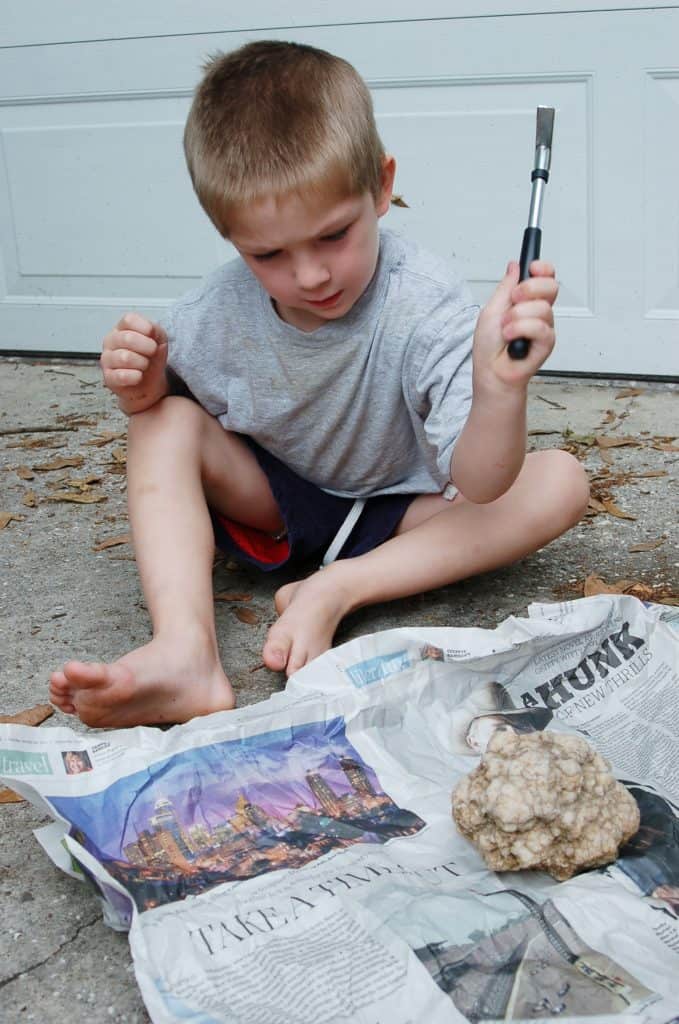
left=508, top=106, right=555, bottom=360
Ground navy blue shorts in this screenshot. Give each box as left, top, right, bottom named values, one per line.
left=211, top=439, right=416, bottom=572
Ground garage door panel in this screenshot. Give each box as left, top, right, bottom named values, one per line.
left=0, top=100, right=219, bottom=302
left=645, top=72, right=679, bottom=317
left=374, top=75, right=591, bottom=314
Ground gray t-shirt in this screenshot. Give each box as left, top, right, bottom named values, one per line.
left=165, top=228, right=478, bottom=499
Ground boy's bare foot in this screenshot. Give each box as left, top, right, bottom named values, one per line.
left=263, top=565, right=355, bottom=677
left=49, top=632, right=235, bottom=728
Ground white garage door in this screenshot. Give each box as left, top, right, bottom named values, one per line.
left=1, top=2, right=678, bottom=376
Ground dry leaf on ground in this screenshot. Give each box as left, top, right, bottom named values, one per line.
left=586, top=497, right=608, bottom=516
left=93, top=531, right=131, bottom=552
left=653, top=442, right=679, bottom=453
left=585, top=468, right=671, bottom=520
left=63, top=474, right=103, bottom=492
left=595, top=435, right=641, bottom=449
left=46, top=491, right=107, bottom=504
left=585, top=474, right=638, bottom=521
left=110, top=447, right=127, bottom=465
left=22, top=491, right=37, bottom=508
left=0, top=512, right=25, bottom=529
left=7, top=436, right=66, bottom=450
left=56, top=414, right=99, bottom=427
left=0, top=704, right=54, bottom=726
left=583, top=574, right=678, bottom=604
left=85, top=431, right=126, bottom=447
left=589, top=468, right=666, bottom=492
left=628, top=538, right=666, bottom=552
left=233, top=606, right=260, bottom=625
left=536, top=394, right=567, bottom=410
left=615, top=387, right=645, bottom=399
left=33, top=455, right=85, bottom=472
left=0, top=788, right=24, bottom=804
left=0, top=425, right=75, bottom=437
left=15, top=466, right=34, bottom=480
left=601, top=499, right=636, bottom=521
left=215, top=591, right=253, bottom=602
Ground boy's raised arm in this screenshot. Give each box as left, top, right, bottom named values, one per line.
left=451, top=260, right=558, bottom=504
left=100, top=312, right=170, bottom=416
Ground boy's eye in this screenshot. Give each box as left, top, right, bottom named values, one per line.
left=321, top=227, right=349, bottom=243
left=250, top=225, right=349, bottom=260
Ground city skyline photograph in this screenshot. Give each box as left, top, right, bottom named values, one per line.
left=49, top=717, right=426, bottom=910
left=52, top=717, right=377, bottom=853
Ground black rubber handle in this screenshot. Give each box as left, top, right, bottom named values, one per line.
left=507, top=226, right=542, bottom=360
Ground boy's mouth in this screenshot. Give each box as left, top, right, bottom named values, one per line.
left=306, top=290, right=343, bottom=308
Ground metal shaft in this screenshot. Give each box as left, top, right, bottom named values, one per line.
left=527, top=177, right=546, bottom=229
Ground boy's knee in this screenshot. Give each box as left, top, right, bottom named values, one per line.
left=129, top=395, right=203, bottom=437
left=129, top=389, right=199, bottom=425
left=540, top=449, right=590, bottom=525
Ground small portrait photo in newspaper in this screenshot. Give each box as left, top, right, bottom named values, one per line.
left=62, top=749, right=93, bottom=775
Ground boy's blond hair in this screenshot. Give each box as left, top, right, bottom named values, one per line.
left=183, top=40, right=386, bottom=235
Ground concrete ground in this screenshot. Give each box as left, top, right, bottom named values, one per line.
left=0, top=356, right=677, bottom=1022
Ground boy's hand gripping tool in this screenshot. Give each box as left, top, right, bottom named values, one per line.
left=508, top=106, right=555, bottom=360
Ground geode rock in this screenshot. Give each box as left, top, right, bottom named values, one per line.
left=452, top=729, right=640, bottom=880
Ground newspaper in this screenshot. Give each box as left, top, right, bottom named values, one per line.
left=2, top=594, right=679, bottom=1023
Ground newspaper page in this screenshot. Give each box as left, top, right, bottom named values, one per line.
left=1, top=594, right=678, bottom=1023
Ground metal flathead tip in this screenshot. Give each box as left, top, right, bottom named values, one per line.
left=536, top=106, right=555, bottom=150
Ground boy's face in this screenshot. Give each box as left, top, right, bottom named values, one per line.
left=228, top=158, right=395, bottom=332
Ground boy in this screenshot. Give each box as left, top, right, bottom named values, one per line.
left=49, top=41, right=589, bottom=728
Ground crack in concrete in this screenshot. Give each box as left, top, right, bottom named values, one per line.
left=0, top=914, right=102, bottom=990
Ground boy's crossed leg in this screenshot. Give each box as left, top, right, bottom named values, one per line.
left=262, top=449, right=589, bottom=677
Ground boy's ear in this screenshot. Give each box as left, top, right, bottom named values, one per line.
left=375, top=155, right=396, bottom=217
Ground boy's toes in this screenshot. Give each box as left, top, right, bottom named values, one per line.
left=273, top=581, right=298, bottom=616
left=49, top=694, right=76, bottom=713
left=53, top=698, right=76, bottom=715
left=62, top=660, right=112, bottom=690
left=285, top=646, right=310, bottom=678
left=262, top=644, right=288, bottom=673
left=49, top=669, right=70, bottom=695
left=49, top=671, right=75, bottom=712
left=262, top=628, right=291, bottom=673
left=49, top=660, right=135, bottom=716
left=49, top=680, right=75, bottom=715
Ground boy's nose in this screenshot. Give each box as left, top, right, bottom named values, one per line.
left=294, top=255, right=331, bottom=291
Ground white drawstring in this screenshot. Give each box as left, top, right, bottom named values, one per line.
left=321, top=498, right=366, bottom=566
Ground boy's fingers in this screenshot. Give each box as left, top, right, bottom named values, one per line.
left=115, top=311, right=159, bottom=337
left=502, top=299, right=554, bottom=327
left=483, top=262, right=520, bottom=316
left=103, top=367, right=144, bottom=389
left=151, top=322, right=168, bottom=347
left=526, top=259, right=556, bottom=278
left=502, top=316, right=554, bottom=349
left=102, top=329, right=158, bottom=357
left=512, top=276, right=559, bottom=305
left=101, top=348, right=150, bottom=373
left=116, top=311, right=151, bottom=333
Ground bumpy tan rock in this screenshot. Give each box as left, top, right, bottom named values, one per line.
left=452, top=730, right=640, bottom=880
